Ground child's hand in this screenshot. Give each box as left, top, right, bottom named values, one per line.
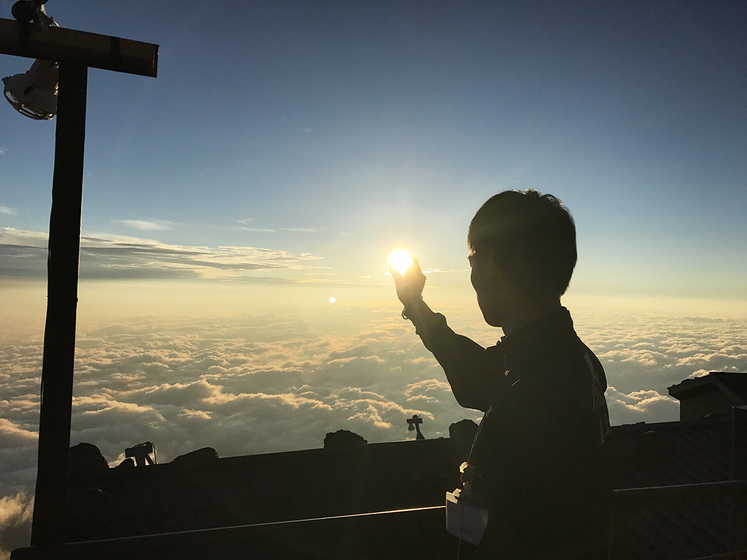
left=389, top=255, right=426, bottom=307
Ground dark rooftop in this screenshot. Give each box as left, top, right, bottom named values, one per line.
left=669, top=372, right=747, bottom=403
left=669, top=372, right=747, bottom=422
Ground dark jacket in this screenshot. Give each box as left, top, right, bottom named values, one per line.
left=420, top=308, right=610, bottom=559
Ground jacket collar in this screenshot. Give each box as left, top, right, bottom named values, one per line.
left=497, top=306, right=575, bottom=359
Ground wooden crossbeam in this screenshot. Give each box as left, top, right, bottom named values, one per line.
left=0, top=18, right=157, bottom=77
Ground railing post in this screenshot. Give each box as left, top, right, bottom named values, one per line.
left=732, top=407, right=747, bottom=552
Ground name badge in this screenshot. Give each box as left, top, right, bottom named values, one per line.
left=445, top=487, right=489, bottom=545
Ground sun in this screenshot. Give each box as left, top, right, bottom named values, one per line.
left=388, top=249, right=413, bottom=276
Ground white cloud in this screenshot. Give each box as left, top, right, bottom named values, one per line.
left=0, top=492, right=33, bottom=559
left=575, top=312, right=747, bottom=397
left=0, top=419, right=37, bottom=448
left=0, top=228, right=46, bottom=246
left=605, top=387, right=680, bottom=425
left=0, top=206, right=15, bottom=216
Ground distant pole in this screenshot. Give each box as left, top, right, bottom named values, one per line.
left=31, top=60, right=87, bottom=547
left=407, top=415, right=425, bottom=440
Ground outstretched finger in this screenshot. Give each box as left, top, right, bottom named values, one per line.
left=407, top=256, right=422, bottom=276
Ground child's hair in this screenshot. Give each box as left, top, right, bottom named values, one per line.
left=467, top=189, right=577, bottom=296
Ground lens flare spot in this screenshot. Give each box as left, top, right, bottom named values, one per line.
left=388, top=249, right=413, bottom=276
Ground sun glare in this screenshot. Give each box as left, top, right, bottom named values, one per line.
left=388, top=249, right=413, bottom=277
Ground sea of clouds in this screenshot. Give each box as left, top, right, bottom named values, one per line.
left=1, top=307, right=746, bottom=556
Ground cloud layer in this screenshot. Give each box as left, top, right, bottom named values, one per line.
left=1, top=308, right=745, bottom=555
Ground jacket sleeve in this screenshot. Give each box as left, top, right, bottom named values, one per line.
left=411, top=311, right=502, bottom=413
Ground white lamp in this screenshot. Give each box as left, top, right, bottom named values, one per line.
left=3, top=59, right=58, bottom=120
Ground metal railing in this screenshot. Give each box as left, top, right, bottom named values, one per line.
left=609, top=480, right=747, bottom=560
left=11, top=506, right=447, bottom=560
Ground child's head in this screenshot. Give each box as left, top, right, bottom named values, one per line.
left=467, top=190, right=577, bottom=298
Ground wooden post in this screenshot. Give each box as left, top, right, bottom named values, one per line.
left=30, top=60, right=88, bottom=547
left=1, top=16, right=158, bottom=549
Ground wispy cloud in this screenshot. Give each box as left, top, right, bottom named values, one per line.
left=236, top=227, right=319, bottom=234
left=0, top=147, right=7, bottom=156
left=0, top=206, right=15, bottom=216
left=0, top=227, right=323, bottom=282
left=234, top=219, right=318, bottom=234
left=116, top=219, right=176, bottom=232
left=238, top=226, right=276, bottom=233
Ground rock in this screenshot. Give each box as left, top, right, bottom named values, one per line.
left=171, top=447, right=219, bottom=468
left=324, top=429, right=367, bottom=449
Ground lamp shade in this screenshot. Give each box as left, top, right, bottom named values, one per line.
left=3, top=59, right=58, bottom=120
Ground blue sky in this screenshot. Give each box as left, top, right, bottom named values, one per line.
left=1, top=0, right=745, bottom=306
left=1, top=4, right=747, bottom=553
